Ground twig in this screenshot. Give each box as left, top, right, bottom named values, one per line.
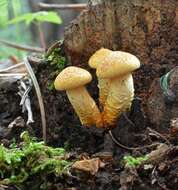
left=108, top=130, right=160, bottom=151
left=123, top=112, right=135, bottom=127
left=151, top=166, right=169, bottom=190
left=0, top=63, right=26, bottom=73
left=147, top=127, right=171, bottom=145
left=38, top=2, right=87, bottom=11
left=46, top=40, right=63, bottom=57
left=0, top=73, right=27, bottom=77
left=0, top=39, right=45, bottom=53
left=24, top=57, right=47, bottom=143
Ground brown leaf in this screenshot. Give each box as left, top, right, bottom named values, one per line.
left=72, top=158, right=105, bottom=175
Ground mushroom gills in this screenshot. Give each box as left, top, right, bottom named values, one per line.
left=102, top=74, right=134, bottom=126
left=67, top=86, right=103, bottom=127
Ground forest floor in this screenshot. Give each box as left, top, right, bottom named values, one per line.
left=0, top=54, right=178, bottom=190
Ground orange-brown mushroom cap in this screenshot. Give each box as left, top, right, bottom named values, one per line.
left=96, top=51, right=140, bottom=78
left=54, top=66, right=92, bottom=91
left=88, top=48, right=112, bottom=69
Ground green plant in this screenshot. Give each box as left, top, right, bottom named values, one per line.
left=0, top=132, right=72, bottom=187
left=0, top=0, right=28, bottom=59
left=7, top=11, right=62, bottom=25
left=0, top=1, right=62, bottom=59
left=123, top=155, right=148, bottom=168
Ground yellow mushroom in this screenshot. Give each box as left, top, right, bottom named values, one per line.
left=88, top=48, right=112, bottom=108
left=96, top=51, right=140, bottom=127
left=54, top=66, right=103, bottom=128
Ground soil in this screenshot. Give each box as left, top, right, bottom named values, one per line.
left=0, top=54, right=178, bottom=190
left=1, top=0, right=178, bottom=189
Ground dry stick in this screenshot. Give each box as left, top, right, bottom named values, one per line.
left=147, top=127, right=171, bottom=145
left=38, top=2, right=87, bottom=11
left=46, top=40, right=63, bottom=57
left=0, top=63, right=24, bottom=73
left=0, top=39, right=45, bottom=53
left=108, top=130, right=161, bottom=151
left=0, top=73, right=27, bottom=77
left=24, top=58, right=47, bottom=143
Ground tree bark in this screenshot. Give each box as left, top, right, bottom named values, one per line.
left=64, top=0, right=178, bottom=102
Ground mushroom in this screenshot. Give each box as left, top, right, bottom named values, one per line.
left=88, top=48, right=112, bottom=108
left=96, top=51, right=140, bottom=127
left=54, top=66, right=103, bottom=127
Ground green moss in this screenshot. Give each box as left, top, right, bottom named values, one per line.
left=0, top=132, right=72, bottom=187
left=45, top=44, right=66, bottom=91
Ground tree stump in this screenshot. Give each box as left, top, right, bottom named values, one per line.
left=64, top=0, right=178, bottom=103
left=63, top=0, right=178, bottom=134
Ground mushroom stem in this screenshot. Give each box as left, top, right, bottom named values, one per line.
left=102, top=74, right=134, bottom=127
left=97, top=78, right=110, bottom=108
left=66, top=86, right=103, bottom=128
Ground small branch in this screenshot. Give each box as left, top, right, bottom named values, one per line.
left=46, top=40, right=63, bottom=57
left=38, top=2, right=87, bottom=11
left=108, top=130, right=160, bottom=151
left=0, top=39, right=45, bottom=53
left=147, top=127, right=171, bottom=145
left=0, top=73, right=27, bottom=77
left=0, top=62, right=25, bottom=73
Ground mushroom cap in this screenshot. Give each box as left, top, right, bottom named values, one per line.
left=54, top=66, right=92, bottom=90
left=96, top=51, right=140, bottom=78
left=88, top=48, right=112, bottom=68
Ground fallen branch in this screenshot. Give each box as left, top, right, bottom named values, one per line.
left=38, top=3, right=87, bottom=11
left=0, top=39, right=45, bottom=53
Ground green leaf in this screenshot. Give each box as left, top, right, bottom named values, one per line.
left=0, top=0, right=8, bottom=27
left=34, top=11, right=62, bottom=24
left=8, top=11, right=62, bottom=25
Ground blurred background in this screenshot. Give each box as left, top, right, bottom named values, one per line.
left=0, top=0, right=87, bottom=60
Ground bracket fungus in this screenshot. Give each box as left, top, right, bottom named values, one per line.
left=96, top=51, right=140, bottom=127
left=54, top=66, right=103, bottom=127
left=88, top=48, right=112, bottom=107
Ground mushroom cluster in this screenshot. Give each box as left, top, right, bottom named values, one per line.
left=54, top=48, right=140, bottom=128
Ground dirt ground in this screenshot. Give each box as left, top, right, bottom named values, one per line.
left=0, top=54, right=178, bottom=189
left=1, top=0, right=178, bottom=189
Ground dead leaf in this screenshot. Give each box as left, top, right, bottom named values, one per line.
left=72, top=158, right=105, bottom=175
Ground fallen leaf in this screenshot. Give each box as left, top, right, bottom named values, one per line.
left=72, top=158, right=104, bottom=175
